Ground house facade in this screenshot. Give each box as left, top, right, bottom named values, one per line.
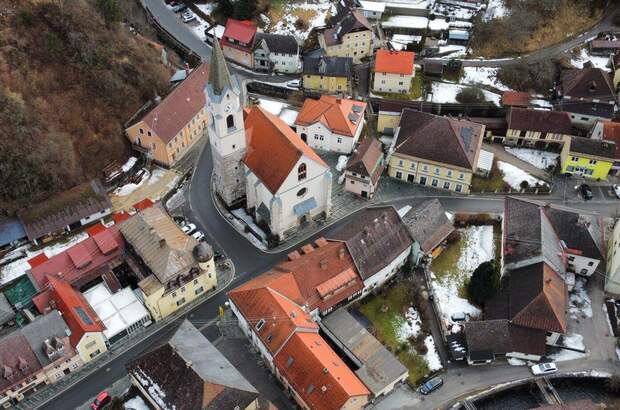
left=253, top=33, right=300, bottom=74
left=295, top=95, right=367, bottom=154
left=119, top=206, right=217, bottom=321
left=344, top=137, right=384, bottom=199
left=125, top=63, right=210, bottom=167
left=303, top=56, right=353, bottom=95
left=401, top=199, right=455, bottom=264
left=221, top=19, right=257, bottom=68
left=589, top=120, right=620, bottom=175
left=373, top=49, right=415, bottom=94
left=388, top=109, right=484, bottom=194
left=501, top=108, right=574, bottom=149
left=560, top=136, right=616, bottom=180
left=319, top=9, right=373, bottom=64
left=606, top=219, right=620, bottom=295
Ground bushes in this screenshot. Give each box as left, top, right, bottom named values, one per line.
left=456, top=86, right=487, bottom=104
left=497, top=60, right=559, bottom=95
left=467, top=261, right=500, bottom=306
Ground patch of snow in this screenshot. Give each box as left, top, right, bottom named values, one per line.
left=148, top=168, right=166, bottom=186
left=379, top=136, right=393, bottom=147
left=462, top=67, right=509, bottom=91
left=423, top=335, right=443, bottom=371
left=338, top=172, right=346, bottom=184
left=114, top=177, right=147, bottom=197
left=429, top=82, right=501, bottom=104
left=530, top=99, right=553, bottom=110
left=549, top=347, right=588, bottom=362
left=497, top=161, right=548, bottom=189
left=569, top=277, right=592, bottom=319
left=165, top=187, right=186, bottom=211
left=268, top=1, right=335, bottom=40
left=390, top=34, right=422, bottom=51
left=504, top=147, right=559, bottom=170
left=383, top=15, right=429, bottom=30
left=572, top=47, right=611, bottom=72
left=336, top=155, right=349, bottom=172
left=458, top=225, right=495, bottom=272
left=258, top=99, right=286, bottom=116
left=121, top=157, right=137, bottom=173
left=396, top=307, right=421, bottom=342
left=398, top=205, right=412, bottom=218
left=188, top=10, right=210, bottom=42
left=279, top=109, right=299, bottom=126
left=563, top=333, right=585, bottom=350
left=485, top=0, right=507, bottom=20
left=508, top=358, right=527, bottom=366
left=124, top=396, right=149, bottom=410
left=437, top=45, right=468, bottom=57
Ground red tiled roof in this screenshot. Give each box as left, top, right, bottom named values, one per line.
left=502, top=91, right=530, bottom=107
left=244, top=107, right=328, bottom=194
left=47, top=276, right=105, bottom=347
left=274, top=332, right=369, bottom=410
left=223, top=19, right=257, bottom=45
left=133, top=198, right=155, bottom=212
left=111, top=211, right=131, bottom=224
left=86, top=222, right=107, bottom=237
left=31, top=226, right=125, bottom=290
left=27, top=253, right=49, bottom=269
left=135, top=62, right=209, bottom=144
left=295, top=95, right=367, bottom=137
left=374, top=49, right=415, bottom=75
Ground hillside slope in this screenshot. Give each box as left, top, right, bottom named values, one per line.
left=0, top=0, right=172, bottom=212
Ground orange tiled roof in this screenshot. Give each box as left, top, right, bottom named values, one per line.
left=374, top=49, right=415, bottom=75
left=274, top=332, right=369, bottom=410
left=136, top=62, right=209, bottom=144
left=295, top=95, right=367, bottom=137
left=244, top=107, right=328, bottom=194
left=501, top=91, right=530, bottom=107
left=602, top=121, right=620, bottom=159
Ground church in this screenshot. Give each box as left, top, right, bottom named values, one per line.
left=205, top=40, right=333, bottom=240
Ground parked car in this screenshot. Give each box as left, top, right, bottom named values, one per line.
left=613, top=184, right=620, bottom=199
left=286, top=79, right=301, bottom=88
left=419, top=377, right=443, bottom=395
left=171, top=3, right=187, bottom=13
left=530, top=362, right=557, bottom=376
left=182, top=10, right=196, bottom=22
left=91, top=392, right=111, bottom=410
left=192, top=230, right=205, bottom=241
left=579, top=184, right=593, bottom=201
left=181, top=223, right=197, bottom=235
left=450, top=312, right=467, bottom=323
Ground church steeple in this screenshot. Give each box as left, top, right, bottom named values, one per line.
left=208, top=37, right=235, bottom=96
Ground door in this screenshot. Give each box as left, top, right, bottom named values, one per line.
left=419, top=176, right=427, bottom=185
left=361, top=190, right=368, bottom=198
left=407, top=174, right=415, bottom=183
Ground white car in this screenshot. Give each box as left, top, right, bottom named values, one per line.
left=192, top=230, right=205, bottom=241
left=613, top=184, right=620, bottom=199
left=530, top=362, right=557, bottom=376
left=181, top=223, right=196, bottom=235
left=286, top=79, right=301, bottom=88
left=182, top=10, right=196, bottom=23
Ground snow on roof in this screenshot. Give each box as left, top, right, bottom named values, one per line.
left=279, top=109, right=299, bottom=126
left=477, top=150, right=494, bottom=172
left=84, top=283, right=150, bottom=339
left=383, top=15, right=428, bottom=29
left=428, top=18, right=449, bottom=31
left=359, top=0, right=386, bottom=12
left=390, top=34, right=422, bottom=50
left=385, top=0, right=431, bottom=10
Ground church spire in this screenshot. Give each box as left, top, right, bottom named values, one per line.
left=208, top=37, right=234, bottom=96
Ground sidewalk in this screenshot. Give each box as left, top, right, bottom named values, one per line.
left=482, top=142, right=551, bottom=181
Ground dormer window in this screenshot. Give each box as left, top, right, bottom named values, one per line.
left=255, top=318, right=265, bottom=331
left=298, top=163, right=307, bottom=181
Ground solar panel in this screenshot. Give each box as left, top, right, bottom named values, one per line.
left=461, top=127, right=473, bottom=151
left=348, top=113, right=359, bottom=123
left=352, top=105, right=363, bottom=113
left=75, top=307, right=93, bottom=325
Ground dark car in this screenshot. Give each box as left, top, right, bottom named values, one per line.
left=579, top=184, right=593, bottom=200
left=419, top=377, right=443, bottom=395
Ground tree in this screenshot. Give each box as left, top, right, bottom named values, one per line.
left=96, top=0, right=122, bottom=25
left=456, top=86, right=487, bottom=104
left=467, top=261, right=500, bottom=306
left=497, top=60, right=558, bottom=95
left=234, top=0, right=257, bottom=20
left=215, top=0, right=234, bottom=19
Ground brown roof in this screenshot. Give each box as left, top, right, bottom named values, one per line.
left=568, top=135, right=616, bottom=159
left=322, top=9, right=372, bottom=47
left=135, top=62, right=209, bottom=144
left=295, top=95, right=366, bottom=137
left=560, top=68, right=616, bottom=100
left=394, top=109, right=483, bottom=170
left=530, top=399, right=597, bottom=410
left=244, top=107, right=328, bottom=194
left=0, top=332, right=43, bottom=392
left=19, top=180, right=111, bottom=241
left=329, top=207, right=413, bottom=281
left=501, top=91, right=530, bottom=107
left=464, top=320, right=547, bottom=357
left=346, top=137, right=384, bottom=183
left=507, top=107, right=574, bottom=135
left=590, top=40, right=620, bottom=50
left=273, top=332, right=369, bottom=410
left=401, top=199, right=454, bottom=253
left=601, top=121, right=620, bottom=159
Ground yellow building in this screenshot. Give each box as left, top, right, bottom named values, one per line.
left=319, top=9, right=373, bottom=64
left=372, top=49, right=415, bottom=94
left=388, top=109, right=484, bottom=194
left=560, top=136, right=616, bottom=180
left=502, top=107, right=574, bottom=149
left=125, top=63, right=210, bottom=167
left=119, top=205, right=218, bottom=321
left=303, top=56, right=352, bottom=95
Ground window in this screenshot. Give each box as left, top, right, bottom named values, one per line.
left=89, top=350, right=101, bottom=359
left=447, top=170, right=452, bottom=177
left=172, top=292, right=177, bottom=298
left=589, top=159, right=597, bottom=165
left=459, top=173, right=464, bottom=180
left=181, top=287, right=186, bottom=293
left=423, top=165, right=428, bottom=172
left=399, top=159, right=404, bottom=166
left=432, top=179, right=438, bottom=187
left=194, top=279, right=198, bottom=284
left=297, top=188, right=307, bottom=197
left=419, top=176, right=427, bottom=185
left=434, top=167, right=440, bottom=175
left=337, top=137, right=342, bottom=144
left=147, top=131, right=151, bottom=137
left=226, top=114, right=235, bottom=130
left=455, top=184, right=463, bottom=193
left=443, top=181, right=450, bottom=189
left=588, top=261, right=594, bottom=266
left=395, top=171, right=403, bottom=179
left=195, top=286, right=204, bottom=295
left=256, top=319, right=266, bottom=331
left=139, top=128, right=144, bottom=134
left=410, top=163, right=415, bottom=170
left=151, top=143, right=157, bottom=150
left=298, top=163, right=307, bottom=181
left=571, top=156, right=579, bottom=162
left=176, top=298, right=186, bottom=306
left=85, top=340, right=97, bottom=349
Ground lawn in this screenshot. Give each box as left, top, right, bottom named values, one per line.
left=372, top=70, right=425, bottom=100
left=471, top=162, right=509, bottom=193
left=359, top=283, right=433, bottom=385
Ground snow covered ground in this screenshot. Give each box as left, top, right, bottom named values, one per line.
left=569, top=278, right=593, bottom=319
left=429, top=82, right=502, bottom=104
left=508, top=358, right=527, bottom=366
left=462, top=67, right=510, bottom=91
left=267, top=0, right=335, bottom=40
left=396, top=306, right=421, bottom=342
left=571, top=47, right=611, bottom=72
left=485, top=0, right=507, bottom=20
left=124, top=396, right=149, bottom=410
left=424, top=335, right=443, bottom=371
left=497, top=161, right=548, bottom=189
left=0, top=232, right=89, bottom=285
left=504, top=147, right=559, bottom=170
left=336, top=155, right=348, bottom=172
left=437, top=44, right=468, bottom=57
left=431, top=225, right=496, bottom=329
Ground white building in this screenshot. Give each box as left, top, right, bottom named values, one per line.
left=253, top=33, right=300, bottom=74
left=295, top=95, right=367, bottom=154
left=358, top=0, right=385, bottom=19
left=83, top=284, right=152, bottom=344
left=607, top=219, right=620, bottom=295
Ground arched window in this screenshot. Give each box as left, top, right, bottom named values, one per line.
left=298, top=163, right=307, bottom=181
left=226, top=114, right=234, bottom=130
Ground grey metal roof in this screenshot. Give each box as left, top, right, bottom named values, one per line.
left=20, top=310, right=70, bottom=367
left=0, top=217, right=26, bottom=247
left=208, top=38, right=235, bottom=96
left=568, top=136, right=616, bottom=159
left=0, top=294, right=14, bottom=326
left=402, top=199, right=454, bottom=254
left=254, top=33, right=298, bottom=54
left=321, top=309, right=408, bottom=396
left=303, top=56, right=352, bottom=77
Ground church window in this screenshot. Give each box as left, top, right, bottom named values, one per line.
left=227, top=115, right=235, bottom=130
left=298, top=163, right=307, bottom=181
left=297, top=188, right=307, bottom=197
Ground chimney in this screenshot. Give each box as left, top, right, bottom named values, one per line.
left=159, top=238, right=166, bottom=248
left=184, top=62, right=190, bottom=76
left=338, top=248, right=345, bottom=260
left=186, top=360, right=193, bottom=368
left=320, top=259, right=328, bottom=270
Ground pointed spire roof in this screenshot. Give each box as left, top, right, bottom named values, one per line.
left=208, top=39, right=234, bottom=96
